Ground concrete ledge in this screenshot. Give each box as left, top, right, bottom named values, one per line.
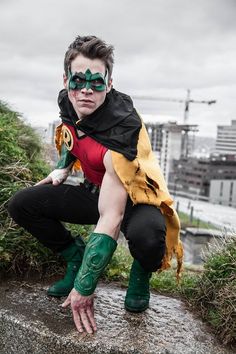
left=0, top=281, right=233, bottom=354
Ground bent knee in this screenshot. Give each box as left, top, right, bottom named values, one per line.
left=131, top=229, right=166, bottom=271
left=143, top=229, right=166, bottom=258
left=129, top=220, right=166, bottom=249
left=7, top=188, right=34, bottom=221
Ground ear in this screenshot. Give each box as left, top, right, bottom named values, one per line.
left=106, top=78, right=113, bottom=93
left=63, top=73, right=68, bottom=89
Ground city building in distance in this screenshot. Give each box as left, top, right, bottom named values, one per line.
left=169, top=120, right=236, bottom=207
left=146, top=121, right=198, bottom=183
left=215, top=120, right=236, bottom=155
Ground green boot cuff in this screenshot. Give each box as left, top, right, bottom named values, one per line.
left=60, top=236, right=85, bottom=261
left=74, top=233, right=117, bottom=296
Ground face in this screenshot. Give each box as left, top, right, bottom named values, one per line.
left=64, top=54, right=112, bottom=119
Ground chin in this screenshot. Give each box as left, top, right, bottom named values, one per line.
left=77, top=107, right=96, bottom=117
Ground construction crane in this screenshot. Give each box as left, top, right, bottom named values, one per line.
left=132, top=89, right=216, bottom=124
left=132, top=89, right=216, bottom=158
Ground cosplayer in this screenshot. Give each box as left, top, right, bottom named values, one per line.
left=7, top=35, right=183, bottom=334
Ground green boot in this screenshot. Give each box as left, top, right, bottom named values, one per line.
left=47, top=236, right=86, bottom=297
left=125, top=259, right=151, bottom=313
left=74, top=232, right=117, bottom=296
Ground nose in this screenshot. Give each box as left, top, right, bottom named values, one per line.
left=80, top=86, right=93, bottom=94
left=81, top=81, right=93, bottom=94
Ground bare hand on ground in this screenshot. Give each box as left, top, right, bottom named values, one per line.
left=62, top=288, right=96, bottom=334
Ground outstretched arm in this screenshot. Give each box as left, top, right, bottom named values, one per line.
left=62, top=150, right=128, bottom=334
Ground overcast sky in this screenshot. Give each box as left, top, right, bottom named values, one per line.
left=0, top=0, right=236, bottom=137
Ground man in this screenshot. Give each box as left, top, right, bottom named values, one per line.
left=7, top=35, right=183, bottom=334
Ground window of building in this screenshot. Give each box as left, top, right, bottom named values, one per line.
left=229, top=181, right=234, bottom=202
left=220, top=181, right=223, bottom=197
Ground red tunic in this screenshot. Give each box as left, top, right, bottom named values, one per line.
left=63, top=124, right=107, bottom=186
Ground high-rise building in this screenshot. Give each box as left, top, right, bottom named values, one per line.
left=160, top=123, right=183, bottom=182
left=46, top=119, right=61, bottom=145
left=145, top=121, right=198, bottom=182
left=215, top=120, right=236, bottom=155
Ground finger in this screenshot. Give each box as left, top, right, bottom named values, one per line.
left=86, top=307, right=97, bottom=332
left=35, top=176, right=52, bottom=186
left=79, top=308, right=93, bottom=334
left=52, top=179, right=63, bottom=186
left=61, top=297, right=71, bottom=308
left=72, top=309, right=84, bottom=333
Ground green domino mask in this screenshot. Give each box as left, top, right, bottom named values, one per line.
left=68, top=68, right=108, bottom=92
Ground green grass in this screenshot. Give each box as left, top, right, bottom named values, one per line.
left=0, top=101, right=52, bottom=274
left=178, top=210, right=219, bottom=230
left=181, top=238, right=236, bottom=346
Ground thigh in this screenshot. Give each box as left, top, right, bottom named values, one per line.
left=8, top=183, right=100, bottom=225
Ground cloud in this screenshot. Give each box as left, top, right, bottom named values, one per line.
left=0, top=0, right=235, bottom=138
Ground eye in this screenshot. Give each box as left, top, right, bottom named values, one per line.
left=74, top=77, right=86, bottom=84
left=91, top=79, right=105, bottom=86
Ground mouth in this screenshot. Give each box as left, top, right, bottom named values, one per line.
left=79, top=99, right=94, bottom=104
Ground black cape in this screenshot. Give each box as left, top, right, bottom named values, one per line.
left=58, top=88, right=142, bottom=161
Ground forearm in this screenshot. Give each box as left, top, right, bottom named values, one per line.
left=74, top=232, right=117, bottom=296
left=94, top=212, right=124, bottom=240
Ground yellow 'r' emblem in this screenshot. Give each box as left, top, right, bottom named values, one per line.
left=62, top=125, right=74, bottom=151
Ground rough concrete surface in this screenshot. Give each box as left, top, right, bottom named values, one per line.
left=0, top=280, right=234, bottom=354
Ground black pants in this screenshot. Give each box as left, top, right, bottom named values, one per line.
left=7, top=183, right=166, bottom=272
